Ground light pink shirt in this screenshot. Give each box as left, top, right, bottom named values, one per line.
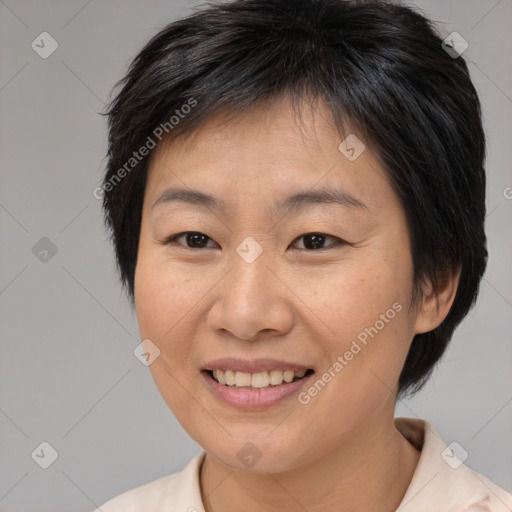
left=94, top=418, right=512, bottom=511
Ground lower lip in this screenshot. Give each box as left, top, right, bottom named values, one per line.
left=201, top=370, right=314, bottom=410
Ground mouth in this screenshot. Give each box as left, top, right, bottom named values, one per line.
left=203, top=368, right=315, bottom=390
left=200, top=358, right=316, bottom=409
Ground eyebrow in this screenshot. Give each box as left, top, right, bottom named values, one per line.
left=152, top=185, right=368, bottom=214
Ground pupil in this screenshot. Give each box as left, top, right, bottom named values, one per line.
left=188, top=233, right=207, bottom=248
left=305, top=234, right=324, bottom=250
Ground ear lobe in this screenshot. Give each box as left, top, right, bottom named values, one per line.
left=413, top=265, right=461, bottom=335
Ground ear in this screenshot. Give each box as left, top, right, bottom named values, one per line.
left=413, top=265, right=461, bottom=335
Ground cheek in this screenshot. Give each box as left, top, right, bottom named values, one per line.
left=134, top=256, right=186, bottom=355
left=300, top=257, right=412, bottom=335
left=299, top=251, right=416, bottom=388
left=134, top=259, right=165, bottom=337
left=134, top=258, right=198, bottom=413
left=134, top=252, right=213, bottom=378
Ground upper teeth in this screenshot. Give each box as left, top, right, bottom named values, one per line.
left=212, top=369, right=307, bottom=388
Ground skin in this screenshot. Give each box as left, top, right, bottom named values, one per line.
left=134, top=96, right=459, bottom=512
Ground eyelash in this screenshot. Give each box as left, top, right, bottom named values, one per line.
left=163, top=231, right=346, bottom=251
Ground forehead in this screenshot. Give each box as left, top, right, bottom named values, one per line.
left=150, top=97, right=351, bottom=166
left=144, top=97, right=394, bottom=215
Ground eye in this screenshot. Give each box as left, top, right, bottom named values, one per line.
left=164, top=231, right=218, bottom=249
left=163, top=231, right=345, bottom=251
left=290, top=232, right=344, bottom=251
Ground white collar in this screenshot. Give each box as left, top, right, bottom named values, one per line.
left=394, top=417, right=512, bottom=511
left=96, top=417, right=512, bottom=511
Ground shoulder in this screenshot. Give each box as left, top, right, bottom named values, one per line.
left=91, top=451, right=206, bottom=512
left=395, top=418, right=512, bottom=512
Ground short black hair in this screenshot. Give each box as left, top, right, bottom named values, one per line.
left=100, top=0, right=487, bottom=397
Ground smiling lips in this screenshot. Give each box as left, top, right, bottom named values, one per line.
left=203, top=357, right=314, bottom=391
left=201, top=366, right=315, bottom=409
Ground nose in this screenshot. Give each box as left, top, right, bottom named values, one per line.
left=206, top=245, right=294, bottom=341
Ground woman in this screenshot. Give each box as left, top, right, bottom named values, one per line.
left=94, top=0, right=512, bottom=510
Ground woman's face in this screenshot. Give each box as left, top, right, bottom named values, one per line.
left=134, top=97, right=426, bottom=473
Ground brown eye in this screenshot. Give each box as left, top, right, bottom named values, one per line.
left=164, top=231, right=344, bottom=251
left=165, top=232, right=217, bottom=249
left=291, top=233, right=344, bottom=250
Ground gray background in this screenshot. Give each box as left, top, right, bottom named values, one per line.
left=0, top=0, right=511, bottom=510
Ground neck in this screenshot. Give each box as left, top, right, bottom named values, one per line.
left=199, top=416, right=421, bottom=512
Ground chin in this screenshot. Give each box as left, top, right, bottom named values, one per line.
left=210, top=446, right=300, bottom=474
